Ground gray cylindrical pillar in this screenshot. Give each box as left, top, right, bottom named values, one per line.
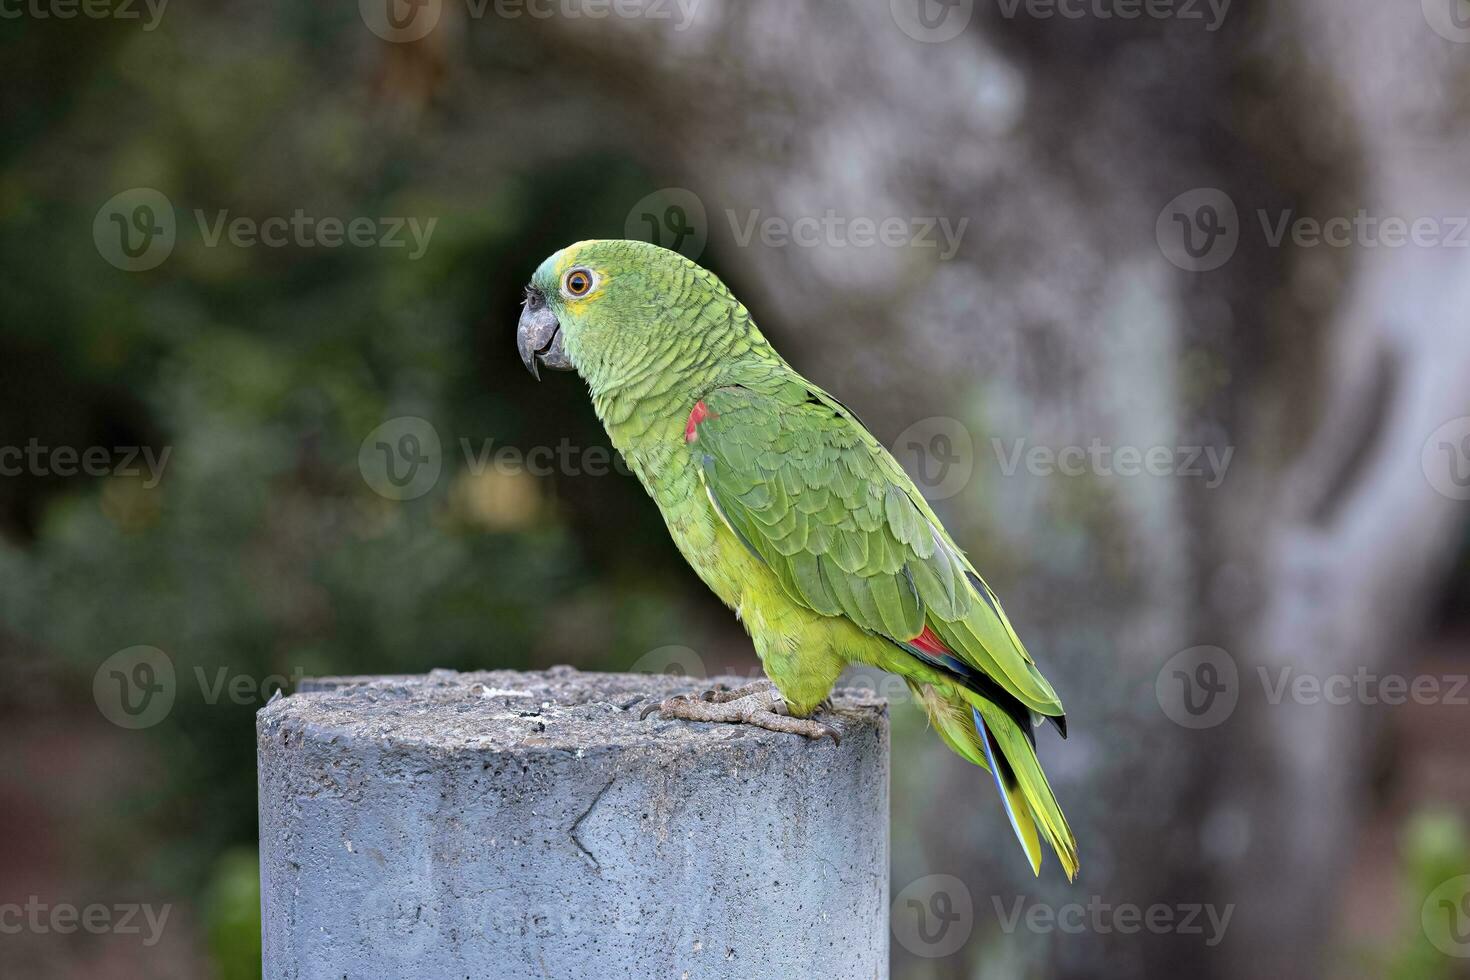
left=258, top=667, right=889, bottom=980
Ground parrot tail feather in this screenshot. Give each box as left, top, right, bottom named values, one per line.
left=903, top=680, right=1079, bottom=881
left=972, top=701, right=1079, bottom=882
left=972, top=706, right=1044, bottom=877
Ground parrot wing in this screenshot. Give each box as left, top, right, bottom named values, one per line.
left=690, top=382, right=1064, bottom=719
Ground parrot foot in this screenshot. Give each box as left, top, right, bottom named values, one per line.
left=640, top=687, right=841, bottom=745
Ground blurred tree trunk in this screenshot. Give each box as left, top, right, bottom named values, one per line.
left=1219, top=3, right=1470, bottom=976
left=517, top=3, right=1469, bottom=975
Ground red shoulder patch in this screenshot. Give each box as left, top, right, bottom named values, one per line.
left=685, top=400, right=716, bottom=443
left=910, top=624, right=950, bottom=656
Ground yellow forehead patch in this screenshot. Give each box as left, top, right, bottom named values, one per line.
left=554, top=240, right=604, bottom=276
left=553, top=241, right=609, bottom=308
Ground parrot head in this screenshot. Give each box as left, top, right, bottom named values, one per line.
left=517, top=239, right=717, bottom=385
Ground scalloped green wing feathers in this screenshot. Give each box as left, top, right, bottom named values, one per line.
left=691, top=382, right=1064, bottom=718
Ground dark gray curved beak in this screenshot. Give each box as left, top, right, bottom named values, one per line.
left=517, top=288, right=573, bottom=380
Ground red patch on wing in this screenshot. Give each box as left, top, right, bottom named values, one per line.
left=911, top=624, right=950, bottom=656
left=685, top=400, right=716, bottom=442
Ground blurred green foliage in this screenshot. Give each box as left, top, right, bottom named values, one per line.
left=1350, top=809, right=1470, bottom=980
left=203, top=848, right=263, bottom=980
left=0, top=11, right=731, bottom=976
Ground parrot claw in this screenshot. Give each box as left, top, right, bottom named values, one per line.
left=699, top=680, right=773, bottom=703
left=640, top=693, right=696, bottom=720
left=641, top=686, right=842, bottom=746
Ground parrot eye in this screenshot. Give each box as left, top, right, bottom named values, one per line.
left=562, top=267, right=597, bottom=299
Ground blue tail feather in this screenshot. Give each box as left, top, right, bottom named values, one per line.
left=972, top=707, right=1029, bottom=855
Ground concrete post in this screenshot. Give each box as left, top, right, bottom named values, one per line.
left=257, top=667, right=889, bottom=979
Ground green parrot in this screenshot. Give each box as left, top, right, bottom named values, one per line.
left=517, top=239, right=1078, bottom=880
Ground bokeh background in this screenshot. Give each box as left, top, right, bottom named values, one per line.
left=2, top=0, right=1469, bottom=977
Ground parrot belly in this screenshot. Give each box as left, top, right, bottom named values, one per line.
left=650, top=457, right=872, bottom=716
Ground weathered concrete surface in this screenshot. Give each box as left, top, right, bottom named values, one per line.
left=258, top=667, right=889, bottom=980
